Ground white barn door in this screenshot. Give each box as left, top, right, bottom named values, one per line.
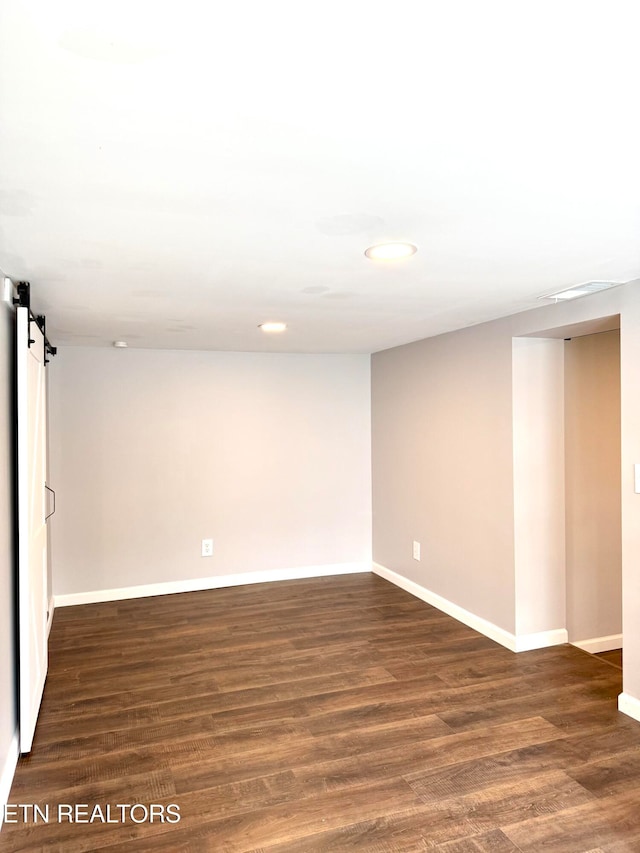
left=16, top=305, right=49, bottom=753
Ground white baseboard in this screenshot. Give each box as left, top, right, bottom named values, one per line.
left=372, top=563, right=567, bottom=653
left=0, top=730, right=18, bottom=833
left=54, top=562, right=370, bottom=608
left=571, top=634, right=623, bottom=654
left=514, top=628, right=569, bottom=652
left=618, top=692, right=640, bottom=723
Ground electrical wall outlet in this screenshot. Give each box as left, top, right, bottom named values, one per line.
left=412, top=540, right=421, bottom=561
left=201, top=538, right=213, bottom=557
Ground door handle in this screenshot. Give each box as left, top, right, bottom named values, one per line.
left=45, top=484, right=56, bottom=521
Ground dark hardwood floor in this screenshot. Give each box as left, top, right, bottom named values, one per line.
left=594, top=649, right=623, bottom=670
left=2, top=573, right=640, bottom=852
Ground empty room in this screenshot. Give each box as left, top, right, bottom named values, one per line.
left=1, top=2, right=640, bottom=851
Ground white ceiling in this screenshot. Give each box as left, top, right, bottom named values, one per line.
left=1, top=1, right=639, bottom=353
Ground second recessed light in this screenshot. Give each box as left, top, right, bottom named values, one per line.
left=365, top=242, right=417, bottom=260
left=259, top=322, right=287, bottom=333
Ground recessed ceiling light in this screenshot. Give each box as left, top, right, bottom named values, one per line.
left=259, top=322, right=287, bottom=333
left=113, top=340, right=128, bottom=348
left=364, top=242, right=417, bottom=260
left=538, top=281, right=623, bottom=302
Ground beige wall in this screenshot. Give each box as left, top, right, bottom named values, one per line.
left=565, top=330, right=621, bottom=643
left=49, top=348, right=371, bottom=597
left=372, top=320, right=517, bottom=631
left=0, top=302, right=17, bottom=805
left=372, top=280, right=640, bottom=702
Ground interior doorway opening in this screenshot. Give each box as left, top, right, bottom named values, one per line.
left=512, top=314, right=622, bottom=665
left=564, top=327, right=622, bottom=666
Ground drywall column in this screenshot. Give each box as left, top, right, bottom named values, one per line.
left=512, top=337, right=567, bottom=649
left=565, top=331, right=621, bottom=650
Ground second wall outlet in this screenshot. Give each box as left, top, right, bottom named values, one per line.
left=412, top=540, right=421, bottom=561
left=201, top=538, right=213, bottom=557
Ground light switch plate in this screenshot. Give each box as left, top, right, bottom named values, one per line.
left=2, top=277, right=13, bottom=305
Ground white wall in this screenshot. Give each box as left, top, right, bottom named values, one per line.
left=0, top=302, right=18, bottom=823
left=49, top=348, right=371, bottom=598
left=565, top=330, right=621, bottom=645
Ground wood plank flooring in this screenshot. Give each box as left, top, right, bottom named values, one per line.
left=2, top=574, right=640, bottom=852
left=594, top=649, right=623, bottom=670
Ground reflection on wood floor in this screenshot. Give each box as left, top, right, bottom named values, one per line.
left=2, top=573, right=640, bottom=852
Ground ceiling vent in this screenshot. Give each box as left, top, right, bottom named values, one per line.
left=539, top=281, right=624, bottom=302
